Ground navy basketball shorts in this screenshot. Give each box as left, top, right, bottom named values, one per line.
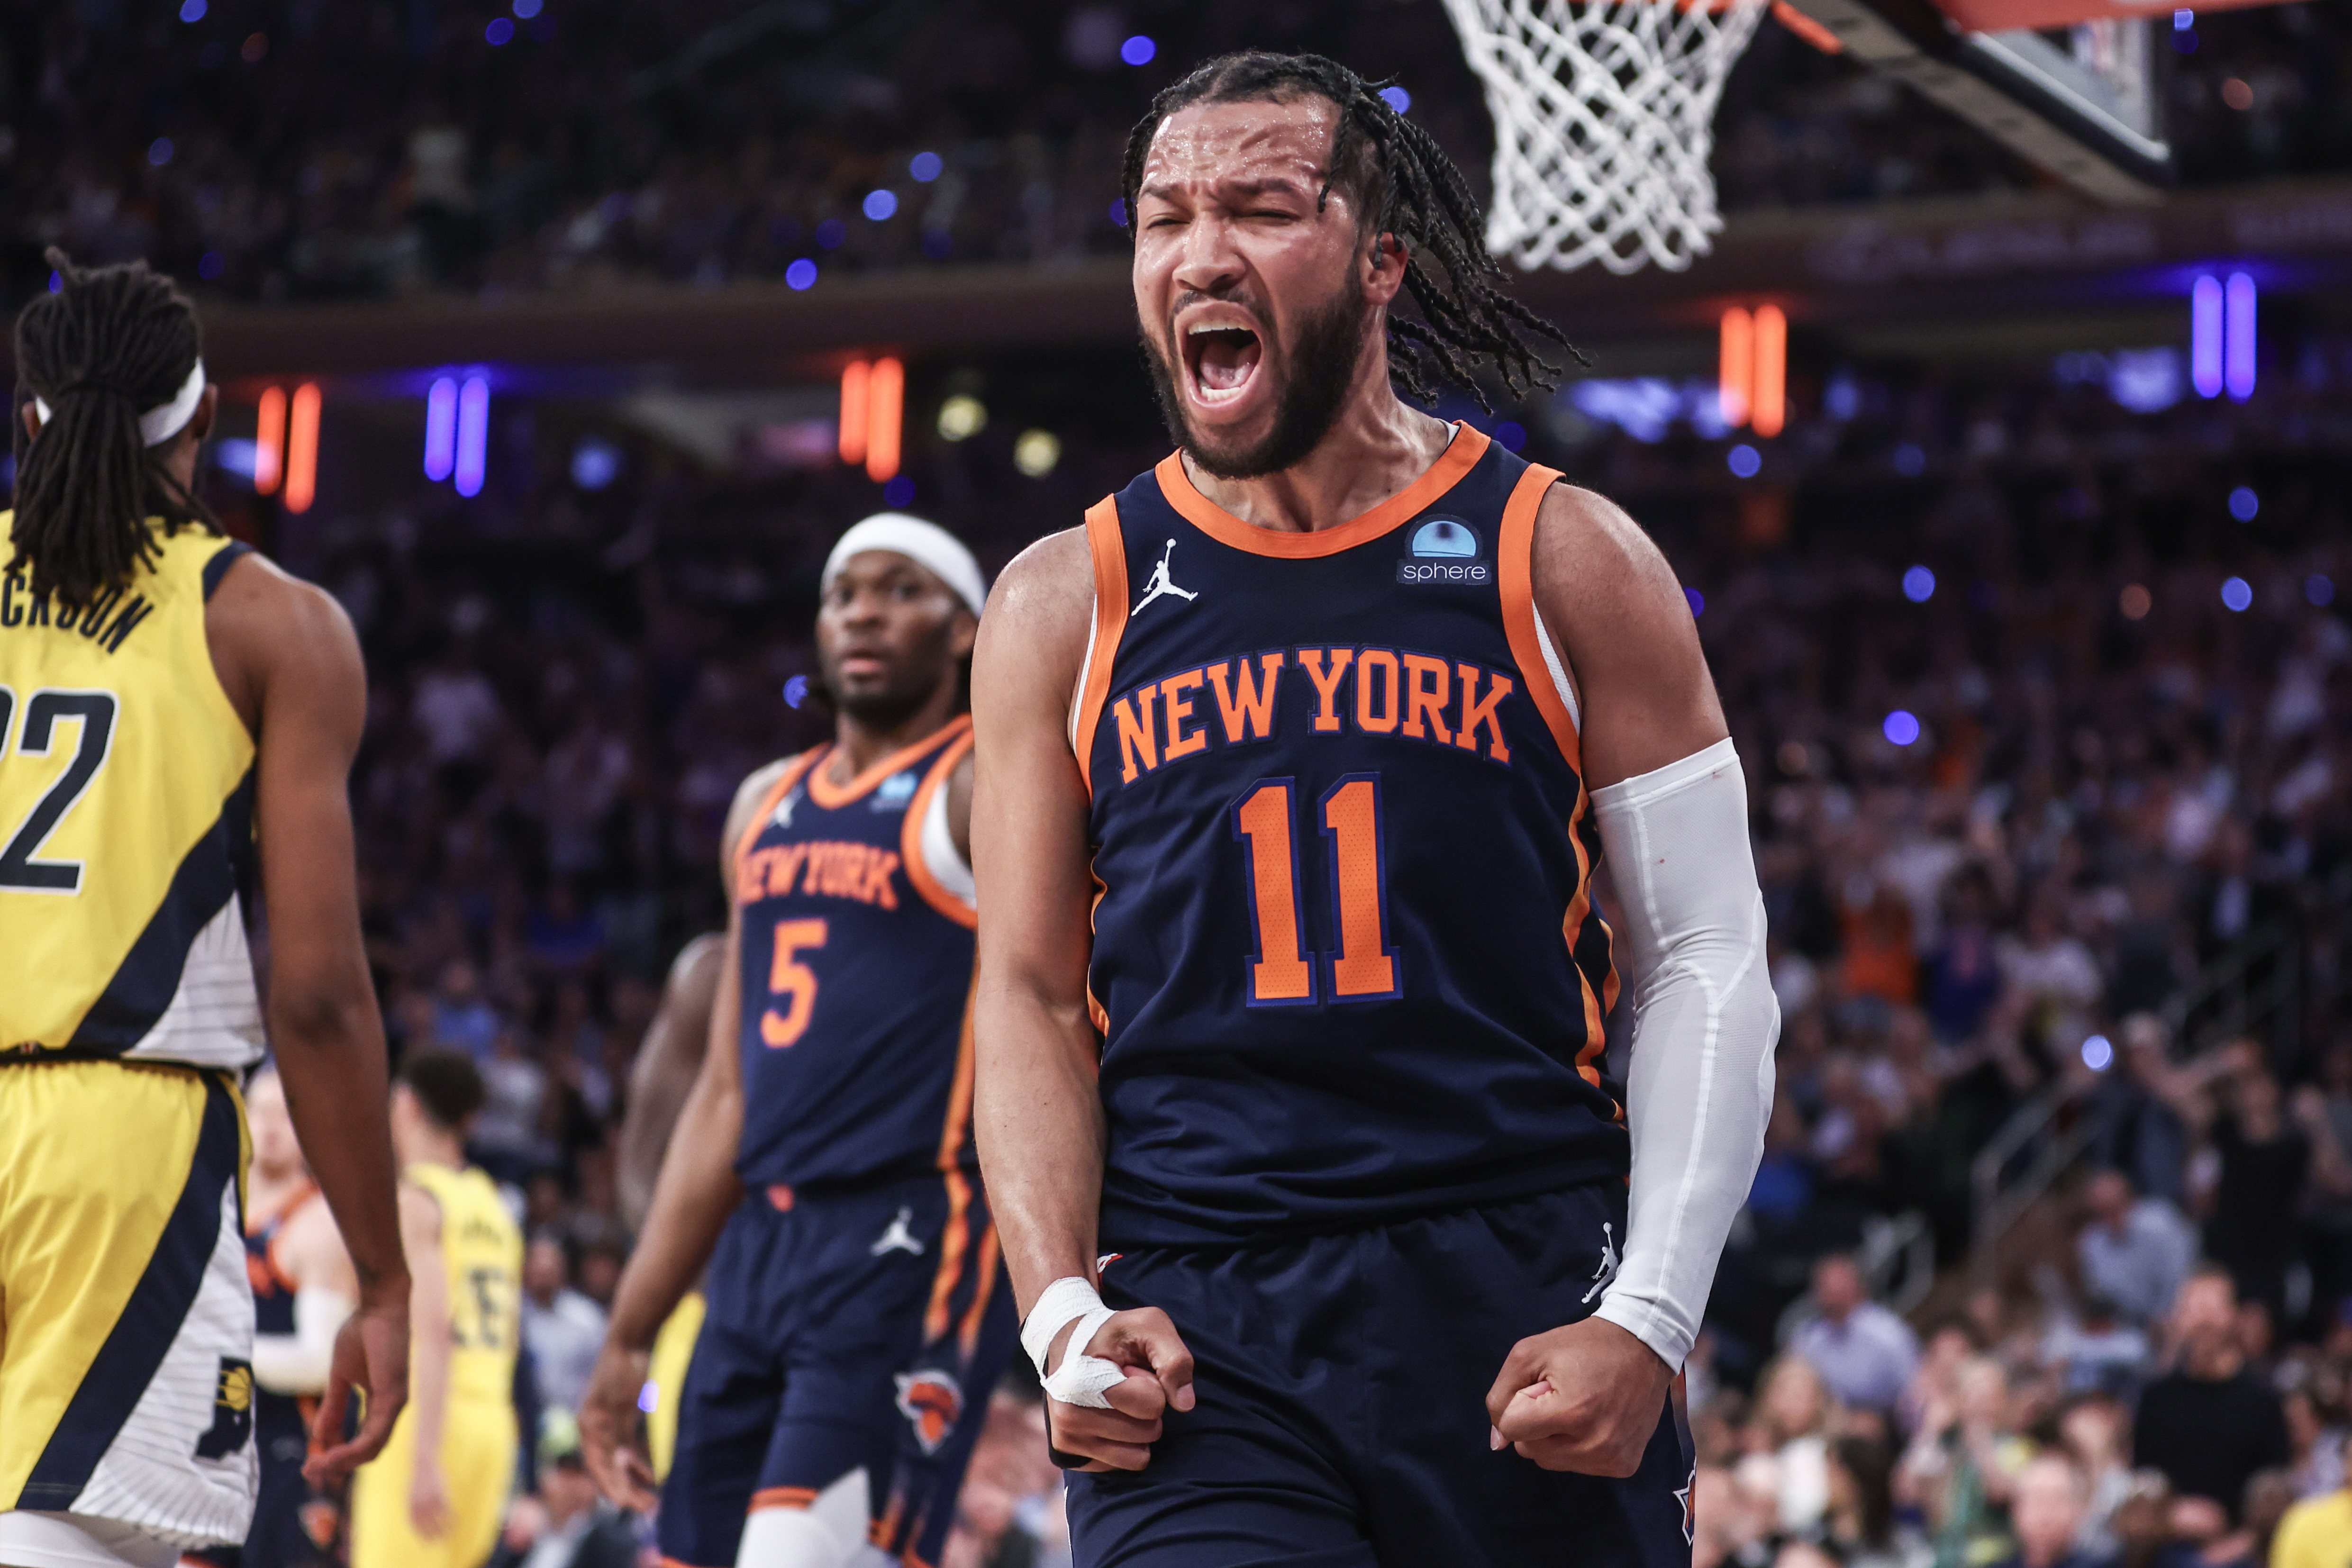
left=657, top=1170, right=1017, bottom=1568
left=1067, top=1183, right=1694, bottom=1568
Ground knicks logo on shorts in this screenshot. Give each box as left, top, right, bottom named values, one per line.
left=894, top=1369, right=963, bottom=1455
left=195, top=1357, right=254, bottom=1460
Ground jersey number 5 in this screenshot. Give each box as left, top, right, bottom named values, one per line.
left=0, top=687, right=119, bottom=895
left=760, top=918, right=828, bottom=1047
left=1232, top=774, right=1399, bottom=1007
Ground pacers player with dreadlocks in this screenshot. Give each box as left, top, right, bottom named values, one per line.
left=974, top=54, right=1779, bottom=1567
left=0, top=253, right=409, bottom=1568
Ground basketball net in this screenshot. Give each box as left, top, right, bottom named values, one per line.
left=1440, top=0, right=1769, bottom=274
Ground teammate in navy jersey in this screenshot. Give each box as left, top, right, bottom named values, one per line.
left=578, top=515, right=1017, bottom=1568
left=972, top=52, right=1781, bottom=1568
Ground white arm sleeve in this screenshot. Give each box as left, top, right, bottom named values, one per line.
left=250, top=1286, right=354, bottom=1396
left=1588, top=738, right=1779, bottom=1371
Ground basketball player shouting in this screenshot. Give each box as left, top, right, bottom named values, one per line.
left=972, top=54, right=1779, bottom=1568
left=1, top=254, right=408, bottom=1568
left=579, top=516, right=1017, bottom=1568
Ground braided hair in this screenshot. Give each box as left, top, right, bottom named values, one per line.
left=1121, top=51, right=1582, bottom=411
left=10, top=248, right=218, bottom=608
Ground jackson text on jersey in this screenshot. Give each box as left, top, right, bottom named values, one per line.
left=1072, top=426, right=1626, bottom=1248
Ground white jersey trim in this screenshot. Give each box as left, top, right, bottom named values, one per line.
left=119, top=893, right=265, bottom=1072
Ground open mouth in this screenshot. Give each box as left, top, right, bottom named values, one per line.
left=1183, top=322, right=1263, bottom=408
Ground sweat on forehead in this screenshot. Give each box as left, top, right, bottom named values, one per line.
left=1144, top=96, right=1343, bottom=190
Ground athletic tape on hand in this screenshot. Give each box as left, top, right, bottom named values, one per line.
left=1021, top=1277, right=1127, bottom=1411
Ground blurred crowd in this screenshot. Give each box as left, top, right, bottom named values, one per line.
left=6, top=0, right=2347, bottom=305
left=168, top=322, right=2352, bottom=1564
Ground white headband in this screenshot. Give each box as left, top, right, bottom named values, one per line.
left=31, top=359, right=207, bottom=447
left=821, top=513, right=988, bottom=620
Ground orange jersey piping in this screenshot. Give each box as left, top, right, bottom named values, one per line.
left=1495, top=463, right=1581, bottom=773
left=1072, top=497, right=1130, bottom=799
left=899, top=722, right=977, bottom=929
left=731, top=749, right=827, bottom=889
left=804, top=716, right=971, bottom=811
left=1496, top=462, right=1620, bottom=1112
left=1151, top=423, right=1490, bottom=559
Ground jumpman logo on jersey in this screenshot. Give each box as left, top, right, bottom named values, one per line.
left=871, top=1206, right=926, bottom=1257
left=1130, top=539, right=1199, bottom=619
left=1581, top=1221, right=1620, bottom=1304
left=770, top=784, right=805, bottom=833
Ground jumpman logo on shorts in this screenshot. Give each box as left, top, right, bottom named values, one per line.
left=1582, top=1221, right=1620, bottom=1305
left=1130, top=539, right=1199, bottom=619
left=871, top=1206, right=926, bottom=1257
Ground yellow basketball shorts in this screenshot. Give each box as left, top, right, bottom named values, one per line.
left=0, top=1060, right=256, bottom=1551
left=347, top=1398, right=517, bottom=1568
left=647, top=1289, right=706, bottom=1483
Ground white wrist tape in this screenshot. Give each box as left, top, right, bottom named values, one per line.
left=1019, top=1276, right=1125, bottom=1410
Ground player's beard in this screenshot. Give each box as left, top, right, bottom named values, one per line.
left=1144, top=268, right=1374, bottom=480
left=814, top=626, right=964, bottom=730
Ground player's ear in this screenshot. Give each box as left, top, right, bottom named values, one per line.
left=1362, top=231, right=1408, bottom=305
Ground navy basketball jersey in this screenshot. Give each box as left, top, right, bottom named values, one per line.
left=1074, top=424, right=1625, bottom=1247
left=730, top=718, right=978, bottom=1192
left=245, top=1186, right=313, bottom=1441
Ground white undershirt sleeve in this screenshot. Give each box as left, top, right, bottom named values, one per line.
left=250, top=1286, right=354, bottom=1396
left=1588, top=737, right=1779, bottom=1371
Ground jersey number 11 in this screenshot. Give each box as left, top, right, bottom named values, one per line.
left=1232, top=774, right=1399, bottom=1007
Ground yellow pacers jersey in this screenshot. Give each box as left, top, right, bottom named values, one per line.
left=409, top=1161, right=524, bottom=1405
left=0, top=519, right=263, bottom=1069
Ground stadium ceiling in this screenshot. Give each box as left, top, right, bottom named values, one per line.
left=17, top=178, right=2348, bottom=385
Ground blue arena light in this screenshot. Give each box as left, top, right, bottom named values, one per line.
left=1495, top=421, right=1526, bottom=452
left=423, top=378, right=457, bottom=480
left=1108, top=198, right=1127, bottom=227
left=883, top=474, right=917, bottom=508
left=149, top=137, right=175, bottom=167
left=785, top=258, right=817, bottom=290
left=2173, top=7, right=2191, bottom=24
left=910, top=151, right=943, bottom=183
left=47, top=270, right=62, bottom=293
left=180, top=0, right=206, bottom=19
left=815, top=218, right=846, bottom=250
left=2192, top=275, right=2224, bottom=398
left=2082, top=1034, right=2115, bottom=1071
left=1380, top=85, right=1412, bottom=113
left=513, top=0, right=542, bottom=15
left=570, top=438, right=619, bottom=491
left=2309, top=575, right=2336, bottom=607
left=783, top=675, right=811, bottom=710
left=1121, top=34, right=1156, bottom=65
left=863, top=189, right=898, bottom=222
left=920, top=230, right=952, bottom=260
left=485, top=16, right=514, bottom=43
left=1883, top=710, right=1921, bottom=746
left=1684, top=587, right=1705, bottom=618
left=637, top=1381, right=658, bottom=1414
left=198, top=251, right=225, bottom=279
left=1893, top=443, right=1925, bottom=476
left=1727, top=443, right=1761, bottom=478
left=2225, top=272, right=2256, bottom=400
left=2228, top=485, right=2259, bottom=522
left=2220, top=576, right=2252, bottom=612
left=454, top=377, right=490, bottom=498
left=1903, top=565, right=1935, bottom=603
